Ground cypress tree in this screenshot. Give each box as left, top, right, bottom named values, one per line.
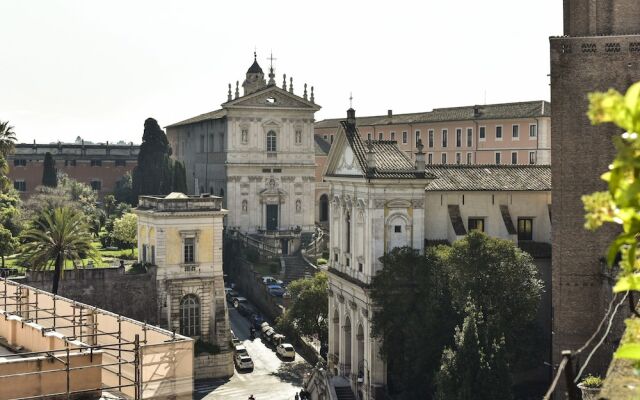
left=172, top=160, right=188, bottom=193
left=132, top=118, right=173, bottom=202
left=42, top=152, right=57, bottom=187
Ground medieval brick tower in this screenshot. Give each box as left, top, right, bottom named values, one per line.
left=551, top=0, right=640, bottom=374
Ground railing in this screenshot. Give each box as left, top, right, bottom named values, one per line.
left=227, top=229, right=281, bottom=257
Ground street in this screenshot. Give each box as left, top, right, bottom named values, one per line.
left=194, top=304, right=313, bottom=400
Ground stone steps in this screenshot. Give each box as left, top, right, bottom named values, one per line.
left=282, top=255, right=316, bottom=284
left=334, top=386, right=356, bottom=400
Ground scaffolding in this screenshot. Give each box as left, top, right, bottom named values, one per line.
left=0, top=277, right=194, bottom=400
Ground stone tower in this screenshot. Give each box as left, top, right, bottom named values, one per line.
left=242, top=52, right=267, bottom=95
left=551, top=0, right=640, bottom=375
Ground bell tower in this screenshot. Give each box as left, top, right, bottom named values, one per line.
left=551, top=0, right=640, bottom=381
left=242, top=52, right=266, bottom=95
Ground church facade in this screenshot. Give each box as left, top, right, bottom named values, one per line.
left=166, top=55, right=319, bottom=236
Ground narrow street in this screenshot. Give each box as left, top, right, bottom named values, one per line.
left=194, top=304, right=313, bottom=400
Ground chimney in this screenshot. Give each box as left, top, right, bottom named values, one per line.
left=366, top=140, right=376, bottom=170
left=347, top=108, right=356, bottom=126
left=415, top=139, right=425, bottom=171
left=388, top=109, right=393, bottom=117
left=473, top=106, right=480, bottom=118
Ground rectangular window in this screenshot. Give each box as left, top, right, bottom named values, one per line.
left=441, top=153, right=447, bottom=164
left=115, top=160, right=126, bottom=167
left=334, top=253, right=338, bottom=262
left=90, top=180, right=102, bottom=191
left=529, top=124, right=537, bottom=138
left=495, top=152, right=501, bottom=165
left=456, top=128, right=462, bottom=147
left=90, top=160, right=102, bottom=167
left=394, top=225, right=402, bottom=233
left=13, top=159, right=27, bottom=166
left=456, top=152, right=461, bottom=164
left=428, top=130, right=434, bottom=148
left=13, top=180, right=26, bottom=192
left=330, top=135, right=334, bottom=143
left=466, top=152, right=472, bottom=164
left=273, top=168, right=282, bottom=173
left=402, top=131, right=408, bottom=144
left=517, top=218, right=533, bottom=241
left=468, top=218, right=485, bottom=232
left=529, top=151, right=536, bottom=165
left=64, top=159, right=77, bottom=167
left=442, top=129, right=448, bottom=148
left=511, top=152, right=518, bottom=165
left=415, top=130, right=421, bottom=144
left=184, top=238, right=195, bottom=263
left=367, top=133, right=372, bottom=141
left=390, top=132, right=395, bottom=141
left=323, top=135, right=328, bottom=141
left=378, top=132, right=383, bottom=140
left=199, top=135, right=205, bottom=152
left=479, top=126, right=486, bottom=140
left=267, top=132, right=277, bottom=152
left=496, top=126, right=503, bottom=140
left=209, top=134, right=214, bottom=152
left=358, top=263, right=363, bottom=272
left=428, top=153, right=433, bottom=164
left=262, top=168, right=271, bottom=173
left=466, top=128, right=473, bottom=147
left=512, top=125, right=519, bottom=139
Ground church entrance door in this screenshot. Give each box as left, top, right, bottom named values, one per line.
left=266, top=204, right=278, bottom=231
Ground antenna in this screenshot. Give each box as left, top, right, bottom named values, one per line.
left=349, top=92, right=353, bottom=108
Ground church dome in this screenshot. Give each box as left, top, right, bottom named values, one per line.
left=247, top=59, right=263, bottom=74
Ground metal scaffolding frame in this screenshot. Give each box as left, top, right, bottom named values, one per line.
left=0, top=278, right=150, bottom=400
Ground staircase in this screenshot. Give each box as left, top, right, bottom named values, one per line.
left=282, top=254, right=316, bottom=284
left=334, top=386, right=356, bottom=400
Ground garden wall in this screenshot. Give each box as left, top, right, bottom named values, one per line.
left=13, top=266, right=159, bottom=325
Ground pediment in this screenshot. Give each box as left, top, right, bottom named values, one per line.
left=332, top=144, right=363, bottom=177
left=223, top=86, right=320, bottom=110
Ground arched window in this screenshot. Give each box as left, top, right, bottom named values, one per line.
left=345, top=211, right=351, bottom=253
left=267, top=131, right=277, bottom=152
left=179, top=294, right=200, bottom=337
left=319, top=194, right=329, bottom=222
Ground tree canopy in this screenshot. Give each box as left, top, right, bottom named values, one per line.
left=132, top=118, right=173, bottom=201
left=42, top=152, right=57, bottom=187
left=173, top=160, right=188, bottom=194
left=112, top=213, right=138, bottom=255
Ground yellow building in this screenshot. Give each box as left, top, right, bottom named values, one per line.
left=134, top=193, right=230, bottom=350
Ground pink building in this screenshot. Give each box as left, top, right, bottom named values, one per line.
left=314, top=101, right=550, bottom=165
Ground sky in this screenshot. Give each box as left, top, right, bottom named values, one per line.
left=0, top=0, right=563, bottom=144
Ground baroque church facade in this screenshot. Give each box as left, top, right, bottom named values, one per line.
left=166, top=54, right=319, bottom=238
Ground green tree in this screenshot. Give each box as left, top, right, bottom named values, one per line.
left=0, top=121, right=16, bottom=157
left=20, top=207, right=99, bottom=294
left=132, top=118, right=173, bottom=202
left=112, top=213, right=137, bottom=255
left=277, top=272, right=329, bottom=343
left=0, top=226, right=18, bottom=268
left=370, top=247, right=455, bottom=398
left=0, top=189, right=23, bottom=236
left=439, top=231, right=543, bottom=371
left=435, top=301, right=512, bottom=400
left=173, top=160, right=188, bottom=193
left=41, top=152, right=57, bottom=187
left=114, top=172, right=134, bottom=205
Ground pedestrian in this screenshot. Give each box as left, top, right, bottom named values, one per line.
left=295, top=392, right=299, bottom=400
left=248, top=395, right=255, bottom=400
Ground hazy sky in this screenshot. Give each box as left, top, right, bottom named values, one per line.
left=1, top=0, right=562, bottom=144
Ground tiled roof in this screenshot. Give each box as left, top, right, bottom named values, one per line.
left=315, top=100, right=550, bottom=129
left=337, top=121, right=433, bottom=180
left=424, top=164, right=551, bottom=191
left=314, top=135, right=331, bottom=156
left=165, top=109, right=227, bottom=128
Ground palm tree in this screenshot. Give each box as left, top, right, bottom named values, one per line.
left=21, top=207, right=100, bottom=294
left=0, top=120, right=16, bottom=157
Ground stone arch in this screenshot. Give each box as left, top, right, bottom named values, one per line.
left=319, top=194, right=329, bottom=222
left=343, top=315, right=352, bottom=375
left=179, top=294, right=201, bottom=337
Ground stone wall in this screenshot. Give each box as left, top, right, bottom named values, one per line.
left=194, top=352, right=234, bottom=379
left=14, top=267, right=159, bottom=325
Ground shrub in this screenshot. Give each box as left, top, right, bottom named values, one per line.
left=317, top=258, right=327, bottom=265
left=269, top=262, right=280, bottom=274
left=580, top=375, right=603, bottom=388
left=246, top=247, right=260, bottom=263
left=321, top=251, right=329, bottom=259
left=128, top=262, right=147, bottom=275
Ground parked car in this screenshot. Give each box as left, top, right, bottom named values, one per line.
left=233, top=297, right=248, bottom=308
left=262, top=327, right=275, bottom=343
left=234, top=354, right=254, bottom=370
left=267, top=284, right=285, bottom=297
left=251, top=313, right=264, bottom=329
left=234, top=344, right=248, bottom=357
left=270, top=333, right=287, bottom=346
left=262, top=276, right=284, bottom=286
left=226, top=290, right=239, bottom=302
left=276, top=343, right=296, bottom=360
left=237, top=302, right=256, bottom=317
left=230, top=330, right=241, bottom=346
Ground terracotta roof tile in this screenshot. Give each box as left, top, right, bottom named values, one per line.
left=424, top=164, right=551, bottom=191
